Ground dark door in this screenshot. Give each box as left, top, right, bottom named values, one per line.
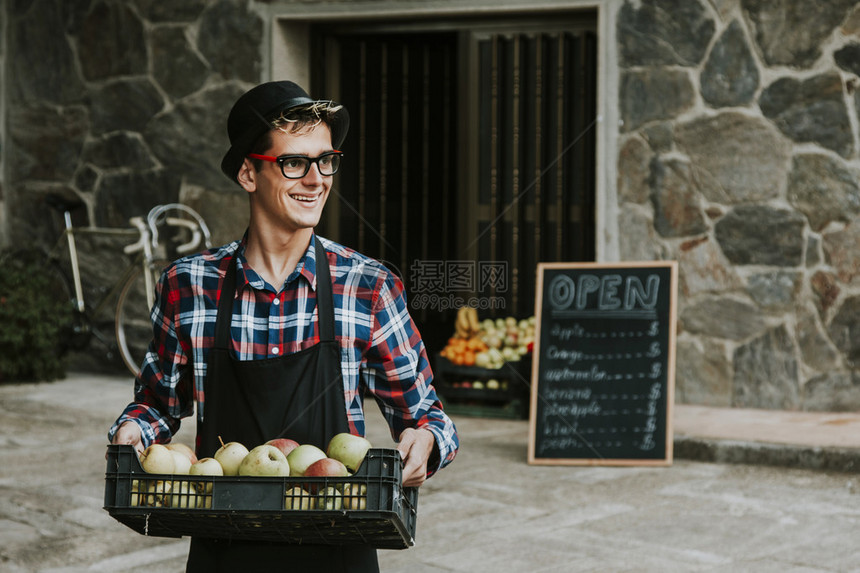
left=314, top=18, right=597, bottom=355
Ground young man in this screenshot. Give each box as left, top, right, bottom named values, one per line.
left=109, top=81, right=459, bottom=571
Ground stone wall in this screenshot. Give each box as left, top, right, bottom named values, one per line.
left=617, top=0, right=860, bottom=411
left=5, top=0, right=261, bottom=248
left=2, top=0, right=264, bottom=370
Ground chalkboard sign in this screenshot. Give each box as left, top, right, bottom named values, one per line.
left=527, top=262, right=677, bottom=466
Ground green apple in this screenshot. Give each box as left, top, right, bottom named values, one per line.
left=130, top=479, right=145, bottom=506
left=145, top=480, right=172, bottom=507
left=214, top=441, right=249, bottom=476
left=286, top=444, right=327, bottom=477
left=189, top=457, right=223, bottom=495
left=168, top=480, right=197, bottom=509
left=341, top=483, right=367, bottom=510
left=139, top=444, right=176, bottom=474
left=238, top=445, right=290, bottom=476
left=170, top=450, right=192, bottom=474
left=284, top=486, right=312, bottom=510
left=166, top=442, right=197, bottom=464
left=326, top=433, right=372, bottom=473
left=316, top=486, right=343, bottom=510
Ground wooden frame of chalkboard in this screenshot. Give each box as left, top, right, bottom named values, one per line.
left=527, top=261, right=678, bottom=466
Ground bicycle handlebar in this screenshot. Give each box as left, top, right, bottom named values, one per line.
left=123, top=204, right=212, bottom=258
left=145, top=203, right=213, bottom=254
left=123, top=217, right=151, bottom=256
left=164, top=217, right=202, bottom=254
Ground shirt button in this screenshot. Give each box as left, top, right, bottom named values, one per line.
left=271, top=347, right=280, bottom=355
left=273, top=298, right=280, bottom=306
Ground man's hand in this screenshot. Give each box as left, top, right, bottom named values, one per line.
left=112, top=421, right=144, bottom=455
left=397, top=427, right=436, bottom=487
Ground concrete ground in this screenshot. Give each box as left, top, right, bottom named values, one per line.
left=1, top=371, right=859, bottom=572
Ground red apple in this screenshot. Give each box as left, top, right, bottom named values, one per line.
left=304, top=457, right=349, bottom=478
left=303, top=457, right=349, bottom=493
left=266, top=438, right=300, bottom=458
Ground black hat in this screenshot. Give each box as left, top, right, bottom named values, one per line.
left=220, top=80, right=349, bottom=183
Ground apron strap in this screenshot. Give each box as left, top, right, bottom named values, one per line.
left=214, top=255, right=238, bottom=350
left=314, top=237, right=336, bottom=343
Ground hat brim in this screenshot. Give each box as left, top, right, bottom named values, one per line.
left=220, top=99, right=349, bottom=183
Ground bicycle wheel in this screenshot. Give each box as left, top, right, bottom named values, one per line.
left=115, top=259, right=171, bottom=376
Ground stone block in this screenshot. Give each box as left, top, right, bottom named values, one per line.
left=676, top=236, right=741, bottom=298
left=617, top=0, right=715, bottom=66
left=828, top=295, right=860, bottom=367
left=680, top=295, right=765, bottom=341
left=675, top=334, right=732, bottom=407
left=732, top=325, right=800, bottom=410
left=822, top=220, right=860, bottom=287
left=76, top=0, right=147, bottom=81
left=701, top=19, right=759, bottom=108
left=674, top=112, right=789, bottom=204
left=742, top=0, right=856, bottom=68
left=803, top=372, right=860, bottom=412
left=620, top=69, right=695, bottom=132
left=760, top=73, right=853, bottom=158
left=649, top=156, right=707, bottom=238
left=714, top=205, right=805, bottom=266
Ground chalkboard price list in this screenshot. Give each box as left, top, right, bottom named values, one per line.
left=529, top=264, right=676, bottom=465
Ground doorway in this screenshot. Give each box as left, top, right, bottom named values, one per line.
left=313, top=15, right=598, bottom=354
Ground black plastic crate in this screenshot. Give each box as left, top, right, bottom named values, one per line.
left=104, top=444, right=418, bottom=549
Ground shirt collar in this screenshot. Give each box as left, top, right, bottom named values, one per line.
left=235, top=231, right=319, bottom=293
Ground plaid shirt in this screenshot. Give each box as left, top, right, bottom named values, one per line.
left=109, top=234, right=458, bottom=474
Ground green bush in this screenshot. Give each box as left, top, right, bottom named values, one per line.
left=0, top=249, right=74, bottom=382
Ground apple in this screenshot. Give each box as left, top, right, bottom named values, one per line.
left=286, top=444, right=327, bottom=477
left=170, top=450, right=192, bottom=475
left=189, top=457, right=223, bottom=495
left=214, top=441, right=249, bottom=476
left=130, top=479, right=145, bottom=506
left=168, top=480, right=197, bottom=509
left=266, top=438, right=299, bottom=458
left=238, top=445, right=290, bottom=477
left=316, top=486, right=343, bottom=510
left=304, top=457, right=348, bottom=478
left=190, top=457, right=223, bottom=476
left=284, top=486, right=312, bottom=510
left=303, top=457, right=349, bottom=493
left=166, top=443, right=198, bottom=464
left=341, top=483, right=367, bottom=510
left=145, top=480, right=172, bottom=507
left=326, top=433, right=372, bottom=473
left=139, top=444, right=176, bottom=474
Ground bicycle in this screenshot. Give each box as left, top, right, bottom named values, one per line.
left=26, top=194, right=212, bottom=376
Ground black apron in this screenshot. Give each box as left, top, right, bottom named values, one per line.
left=186, top=238, right=379, bottom=573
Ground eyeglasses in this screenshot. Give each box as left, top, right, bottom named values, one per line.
left=247, top=151, right=343, bottom=179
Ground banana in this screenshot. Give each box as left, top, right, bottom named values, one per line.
left=467, top=307, right=480, bottom=333
left=453, top=307, right=481, bottom=339
left=455, top=307, right=469, bottom=334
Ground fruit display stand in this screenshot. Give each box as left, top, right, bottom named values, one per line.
left=104, top=444, right=418, bottom=549
left=434, top=354, right=532, bottom=419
